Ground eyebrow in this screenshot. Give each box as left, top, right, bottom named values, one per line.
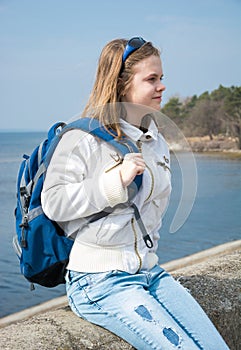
left=146, top=73, right=164, bottom=78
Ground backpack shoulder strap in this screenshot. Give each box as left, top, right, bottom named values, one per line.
left=63, top=117, right=139, bottom=153
left=58, top=118, right=143, bottom=189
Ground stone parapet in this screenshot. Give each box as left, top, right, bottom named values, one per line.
left=0, top=240, right=240, bottom=350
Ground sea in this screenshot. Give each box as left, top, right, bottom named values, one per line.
left=0, top=131, right=240, bottom=318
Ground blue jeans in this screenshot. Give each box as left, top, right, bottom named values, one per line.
left=65, top=265, right=229, bottom=350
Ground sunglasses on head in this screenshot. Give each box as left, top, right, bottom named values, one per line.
left=122, top=37, right=146, bottom=63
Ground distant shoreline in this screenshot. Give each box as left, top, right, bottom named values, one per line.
left=194, top=150, right=241, bottom=160
left=187, top=135, right=239, bottom=151
left=170, top=135, right=241, bottom=159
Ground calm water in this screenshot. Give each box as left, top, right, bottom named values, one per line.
left=0, top=132, right=240, bottom=318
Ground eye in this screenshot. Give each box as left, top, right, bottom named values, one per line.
left=147, top=76, right=157, bottom=82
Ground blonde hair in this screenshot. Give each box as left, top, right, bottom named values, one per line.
left=82, top=38, right=160, bottom=138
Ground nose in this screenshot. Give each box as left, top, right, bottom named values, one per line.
left=157, top=81, right=166, bottom=92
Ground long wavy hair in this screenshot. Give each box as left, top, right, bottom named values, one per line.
left=82, top=38, right=160, bottom=138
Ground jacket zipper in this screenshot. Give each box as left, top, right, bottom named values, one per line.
left=131, top=217, right=142, bottom=271
left=136, top=140, right=154, bottom=203
left=144, top=164, right=154, bottom=202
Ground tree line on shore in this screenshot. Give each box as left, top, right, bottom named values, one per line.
left=161, top=85, right=241, bottom=149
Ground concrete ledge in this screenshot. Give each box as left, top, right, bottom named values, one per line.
left=0, top=240, right=240, bottom=349
left=171, top=247, right=240, bottom=350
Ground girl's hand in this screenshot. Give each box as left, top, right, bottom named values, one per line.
left=120, top=153, right=145, bottom=187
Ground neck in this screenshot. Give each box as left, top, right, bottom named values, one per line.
left=123, top=104, right=152, bottom=127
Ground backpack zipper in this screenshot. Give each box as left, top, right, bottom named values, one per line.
left=131, top=217, right=142, bottom=271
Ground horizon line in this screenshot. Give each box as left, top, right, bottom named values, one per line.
left=0, top=129, right=46, bottom=133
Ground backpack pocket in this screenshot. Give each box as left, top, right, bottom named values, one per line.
left=15, top=206, right=73, bottom=287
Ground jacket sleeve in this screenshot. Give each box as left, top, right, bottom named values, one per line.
left=41, top=129, right=128, bottom=222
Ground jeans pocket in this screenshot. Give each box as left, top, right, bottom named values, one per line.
left=67, top=269, right=121, bottom=305
left=66, top=270, right=88, bottom=284
left=65, top=270, right=88, bottom=297
left=88, top=270, right=115, bottom=285
left=83, top=270, right=119, bottom=303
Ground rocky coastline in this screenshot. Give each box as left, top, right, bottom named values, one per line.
left=170, top=135, right=241, bottom=158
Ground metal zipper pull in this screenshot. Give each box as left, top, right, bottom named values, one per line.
left=105, top=154, right=123, bottom=173
left=136, top=140, right=142, bottom=152
left=157, top=161, right=171, bottom=173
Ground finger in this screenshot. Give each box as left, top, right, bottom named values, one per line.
left=124, top=153, right=143, bottom=160
left=136, top=167, right=145, bottom=175
left=124, top=155, right=145, bottom=163
left=133, top=159, right=146, bottom=166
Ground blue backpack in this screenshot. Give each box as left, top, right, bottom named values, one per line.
left=13, top=118, right=148, bottom=289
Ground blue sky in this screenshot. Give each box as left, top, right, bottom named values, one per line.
left=1, top=0, right=241, bottom=131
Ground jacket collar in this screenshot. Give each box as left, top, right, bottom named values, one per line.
left=120, top=118, right=158, bottom=142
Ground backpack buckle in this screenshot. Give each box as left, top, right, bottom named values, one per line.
left=19, top=215, right=28, bottom=248
left=20, top=187, right=27, bottom=196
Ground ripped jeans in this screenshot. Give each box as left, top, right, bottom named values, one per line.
left=65, top=265, right=229, bottom=350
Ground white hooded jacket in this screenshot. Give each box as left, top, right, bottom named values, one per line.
left=41, top=118, right=171, bottom=274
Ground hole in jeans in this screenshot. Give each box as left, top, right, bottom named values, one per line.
left=135, top=306, right=182, bottom=347
left=134, top=305, right=153, bottom=321
left=163, top=327, right=181, bottom=347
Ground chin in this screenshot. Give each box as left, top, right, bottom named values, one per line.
left=152, top=105, right=161, bottom=111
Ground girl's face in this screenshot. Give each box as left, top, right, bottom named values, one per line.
left=122, top=55, right=165, bottom=112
